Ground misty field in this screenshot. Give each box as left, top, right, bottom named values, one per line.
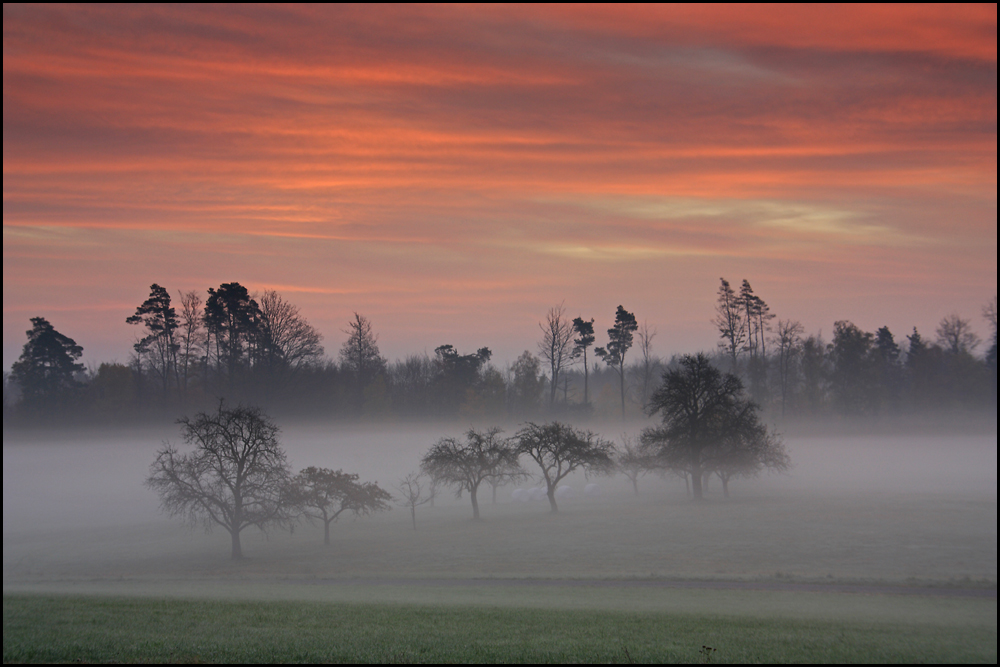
left=3, top=425, right=996, bottom=662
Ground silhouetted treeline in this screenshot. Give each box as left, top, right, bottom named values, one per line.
left=3, top=281, right=996, bottom=425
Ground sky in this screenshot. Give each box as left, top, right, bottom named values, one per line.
left=3, top=4, right=996, bottom=370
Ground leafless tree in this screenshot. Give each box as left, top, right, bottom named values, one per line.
left=515, top=422, right=615, bottom=513
left=772, top=319, right=804, bottom=417
left=395, top=472, right=431, bottom=530
left=538, top=303, right=575, bottom=408
left=936, top=313, right=981, bottom=355
left=614, top=434, right=657, bottom=497
left=628, top=321, right=660, bottom=411
left=177, top=290, right=204, bottom=398
left=256, top=290, right=324, bottom=391
left=145, top=403, right=293, bottom=559
left=288, top=467, right=391, bottom=545
left=421, top=427, right=523, bottom=519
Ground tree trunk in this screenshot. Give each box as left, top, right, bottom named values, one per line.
left=721, top=475, right=730, bottom=499
left=470, top=486, right=480, bottom=520
left=547, top=486, right=559, bottom=513
left=410, top=506, right=416, bottom=530
left=690, top=466, right=704, bottom=500
left=619, top=363, right=626, bottom=421
left=582, top=350, right=589, bottom=405
left=230, top=529, right=243, bottom=560
left=631, top=477, right=639, bottom=497
left=324, top=520, right=331, bottom=545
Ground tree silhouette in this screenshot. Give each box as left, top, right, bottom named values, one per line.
left=127, top=284, right=180, bottom=399
left=572, top=317, right=596, bottom=406
left=642, top=353, right=788, bottom=500
left=421, top=427, right=522, bottom=520
left=515, top=422, right=614, bottom=513
left=594, top=306, right=639, bottom=420
left=289, top=467, right=390, bottom=545
left=10, top=317, right=85, bottom=412
left=145, top=403, right=292, bottom=559
left=538, top=303, right=575, bottom=407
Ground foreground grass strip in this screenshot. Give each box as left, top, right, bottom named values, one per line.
left=3, top=594, right=995, bottom=663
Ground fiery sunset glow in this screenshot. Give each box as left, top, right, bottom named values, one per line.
left=4, top=4, right=996, bottom=367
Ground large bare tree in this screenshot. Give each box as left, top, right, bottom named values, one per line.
left=538, top=303, right=575, bottom=408
left=256, top=290, right=324, bottom=392
left=145, top=403, right=293, bottom=559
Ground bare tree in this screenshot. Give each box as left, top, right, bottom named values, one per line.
left=538, top=303, right=575, bottom=407
left=177, top=290, right=204, bottom=398
left=714, top=278, right=745, bottom=372
left=145, top=403, right=293, bottom=559
left=289, top=467, right=391, bottom=545
left=395, top=472, right=431, bottom=530
left=628, top=321, right=660, bottom=411
left=421, top=427, right=523, bottom=520
left=256, top=290, right=324, bottom=391
left=515, top=422, right=615, bottom=513
left=936, top=313, right=981, bottom=355
left=772, top=319, right=804, bottom=417
left=614, top=434, right=656, bottom=497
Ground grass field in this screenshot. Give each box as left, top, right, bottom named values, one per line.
left=4, top=593, right=996, bottom=663
left=3, top=429, right=996, bottom=662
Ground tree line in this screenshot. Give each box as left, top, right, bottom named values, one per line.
left=4, top=280, right=997, bottom=423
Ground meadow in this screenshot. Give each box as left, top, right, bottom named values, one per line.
left=3, top=425, right=997, bottom=662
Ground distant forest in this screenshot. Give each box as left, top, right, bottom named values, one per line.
left=4, top=280, right=997, bottom=425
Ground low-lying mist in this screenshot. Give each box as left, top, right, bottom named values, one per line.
left=3, top=419, right=996, bottom=596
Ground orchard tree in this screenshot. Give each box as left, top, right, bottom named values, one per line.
left=421, top=427, right=523, bottom=519
left=10, top=317, right=85, bottom=412
left=289, top=467, right=390, bottom=545
left=145, top=403, right=293, bottom=559
left=642, top=353, right=788, bottom=500
left=515, top=422, right=615, bottom=513
left=395, top=472, right=431, bottom=530
left=595, top=306, right=639, bottom=420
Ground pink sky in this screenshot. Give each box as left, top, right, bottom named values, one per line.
left=3, top=4, right=996, bottom=369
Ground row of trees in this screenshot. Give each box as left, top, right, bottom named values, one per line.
left=713, top=280, right=998, bottom=418
left=6, top=280, right=997, bottom=422
left=148, top=355, right=789, bottom=558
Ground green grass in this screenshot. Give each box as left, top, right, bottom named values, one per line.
left=3, top=593, right=996, bottom=663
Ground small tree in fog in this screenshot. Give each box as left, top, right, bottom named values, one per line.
left=395, top=472, right=431, bottom=530
left=289, top=467, right=391, bottom=545
left=642, top=354, right=788, bottom=500
left=145, top=403, right=293, bottom=559
left=515, top=422, right=615, bottom=513
left=614, top=435, right=657, bottom=497
left=421, top=427, right=523, bottom=520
